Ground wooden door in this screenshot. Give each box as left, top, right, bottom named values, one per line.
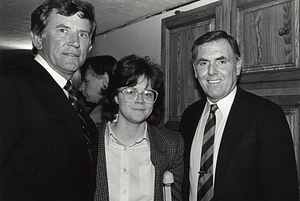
left=231, top=0, right=300, bottom=193
left=161, top=1, right=226, bottom=129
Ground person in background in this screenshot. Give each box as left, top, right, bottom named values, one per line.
left=94, top=54, right=184, bottom=201
left=79, top=55, right=117, bottom=123
left=0, top=0, right=99, bottom=200
left=179, top=30, right=299, bottom=201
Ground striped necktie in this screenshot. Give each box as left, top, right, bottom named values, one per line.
left=64, top=81, right=93, bottom=161
left=198, top=104, right=218, bottom=201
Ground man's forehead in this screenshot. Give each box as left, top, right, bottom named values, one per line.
left=46, top=10, right=91, bottom=29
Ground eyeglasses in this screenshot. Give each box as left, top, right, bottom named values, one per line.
left=118, top=87, right=158, bottom=104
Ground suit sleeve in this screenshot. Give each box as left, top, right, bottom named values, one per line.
left=0, top=73, right=25, bottom=172
left=258, top=104, right=299, bottom=200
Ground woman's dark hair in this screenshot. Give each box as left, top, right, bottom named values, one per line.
left=31, top=0, right=97, bottom=55
left=80, top=55, right=117, bottom=94
left=80, top=55, right=117, bottom=79
left=101, top=54, right=164, bottom=126
left=191, top=30, right=241, bottom=63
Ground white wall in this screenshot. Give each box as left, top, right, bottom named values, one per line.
left=89, top=0, right=218, bottom=64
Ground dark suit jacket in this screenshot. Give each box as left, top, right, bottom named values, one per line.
left=94, top=121, right=184, bottom=201
left=179, top=87, right=299, bottom=201
left=0, top=58, right=99, bottom=200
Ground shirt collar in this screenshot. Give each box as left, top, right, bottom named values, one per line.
left=105, top=121, right=150, bottom=147
left=34, top=54, right=67, bottom=89
left=207, top=86, right=237, bottom=118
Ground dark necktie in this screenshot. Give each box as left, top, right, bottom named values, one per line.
left=198, top=104, right=218, bottom=201
left=64, top=81, right=93, bottom=161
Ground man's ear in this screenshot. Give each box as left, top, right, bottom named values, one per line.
left=114, top=95, right=119, bottom=104
left=88, top=45, right=93, bottom=52
left=236, top=57, right=242, bottom=76
left=193, top=63, right=198, bottom=79
left=31, top=31, right=43, bottom=51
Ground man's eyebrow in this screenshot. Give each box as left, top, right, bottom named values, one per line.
left=216, top=56, right=227, bottom=60
left=196, top=57, right=208, bottom=62
left=54, top=24, right=70, bottom=30
left=194, top=57, right=209, bottom=65
left=54, top=24, right=90, bottom=33
left=79, top=29, right=90, bottom=34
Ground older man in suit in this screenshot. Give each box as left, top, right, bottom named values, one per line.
left=0, top=0, right=98, bottom=200
left=179, top=30, right=299, bottom=201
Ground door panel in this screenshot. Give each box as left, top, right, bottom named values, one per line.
left=169, top=21, right=214, bottom=121
left=161, top=1, right=223, bottom=124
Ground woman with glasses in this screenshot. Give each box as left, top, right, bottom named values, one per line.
left=94, top=54, right=184, bottom=201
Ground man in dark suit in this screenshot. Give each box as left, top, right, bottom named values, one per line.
left=179, top=30, right=299, bottom=201
left=0, top=0, right=98, bottom=200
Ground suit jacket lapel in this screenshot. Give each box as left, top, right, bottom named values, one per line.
left=94, top=121, right=110, bottom=200
left=214, top=87, right=249, bottom=198
left=183, top=99, right=206, bottom=171
left=181, top=99, right=206, bottom=199
left=27, top=59, right=92, bottom=164
left=187, top=100, right=206, bottom=151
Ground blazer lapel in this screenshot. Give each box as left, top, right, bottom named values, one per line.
left=214, top=88, right=250, bottom=198
left=94, top=121, right=110, bottom=200
left=27, top=59, right=91, bottom=163
left=186, top=100, right=206, bottom=151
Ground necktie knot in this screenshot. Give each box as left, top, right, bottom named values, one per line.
left=64, top=81, right=79, bottom=103
left=64, top=80, right=77, bottom=96
left=210, top=104, right=218, bottom=114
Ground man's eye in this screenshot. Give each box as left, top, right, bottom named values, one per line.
left=219, top=60, right=227, bottom=64
left=79, top=32, right=89, bottom=38
left=58, top=29, right=68, bottom=33
left=199, top=62, right=208, bottom=66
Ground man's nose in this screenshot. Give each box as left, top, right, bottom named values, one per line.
left=67, top=33, right=80, bottom=48
left=208, top=63, right=217, bottom=75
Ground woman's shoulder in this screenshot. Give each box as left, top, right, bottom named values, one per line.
left=148, top=125, right=183, bottom=142
left=148, top=125, right=184, bottom=156
left=95, top=121, right=107, bottom=133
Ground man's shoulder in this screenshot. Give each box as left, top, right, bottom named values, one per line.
left=182, top=99, right=205, bottom=115
left=236, top=87, right=283, bottom=113
left=0, top=57, right=36, bottom=76
left=238, top=87, right=278, bottom=105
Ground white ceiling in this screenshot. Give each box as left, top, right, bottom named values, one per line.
left=0, top=0, right=196, bottom=50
